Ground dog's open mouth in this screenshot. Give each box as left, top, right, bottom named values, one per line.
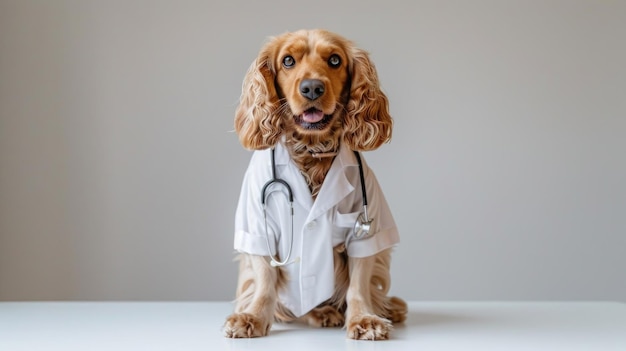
left=294, top=108, right=333, bottom=130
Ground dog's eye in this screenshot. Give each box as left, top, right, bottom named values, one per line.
left=282, top=55, right=295, bottom=68
left=328, top=54, right=341, bottom=68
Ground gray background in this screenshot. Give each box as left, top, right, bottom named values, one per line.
left=1, top=0, right=624, bottom=302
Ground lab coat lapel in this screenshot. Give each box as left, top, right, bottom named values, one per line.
left=274, top=143, right=314, bottom=212
left=307, top=146, right=356, bottom=222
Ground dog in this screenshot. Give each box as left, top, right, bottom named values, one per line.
left=224, top=29, right=407, bottom=340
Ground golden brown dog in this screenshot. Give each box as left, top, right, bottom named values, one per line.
left=224, top=29, right=406, bottom=340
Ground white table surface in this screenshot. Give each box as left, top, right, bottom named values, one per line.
left=1, top=301, right=625, bottom=350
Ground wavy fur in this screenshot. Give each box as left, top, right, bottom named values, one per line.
left=344, top=48, right=393, bottom=151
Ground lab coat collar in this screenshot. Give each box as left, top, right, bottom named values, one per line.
left=309, top=146, right=357, bottom=222
left=273, top=141, right=358, bottom=222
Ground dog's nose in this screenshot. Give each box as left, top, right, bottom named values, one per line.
left=299, top=79, right=325, bottom=100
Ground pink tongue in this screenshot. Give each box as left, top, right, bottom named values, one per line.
left=302, top=109, right=324, bottom=123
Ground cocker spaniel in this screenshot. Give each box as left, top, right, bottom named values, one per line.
left=224, top=29, right=406, bottom=340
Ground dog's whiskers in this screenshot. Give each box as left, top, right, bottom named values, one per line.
left=276, top=100, right=291, bottom=116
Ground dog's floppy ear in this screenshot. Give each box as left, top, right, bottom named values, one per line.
left=234, top=43, right=283, bottom=150
left=343, top=48, right=393, bottom=151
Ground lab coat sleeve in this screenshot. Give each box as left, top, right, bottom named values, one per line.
left=233, top=151, right=276, bottom=256
left=346, top=162, right=400, bottom=258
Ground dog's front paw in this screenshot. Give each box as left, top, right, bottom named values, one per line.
left=223, top=313, right=270, bottom=338
left=347, top=314, right=392, bottom=340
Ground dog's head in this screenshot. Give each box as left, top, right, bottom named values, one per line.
left=234, top=29, right=392, bottom=151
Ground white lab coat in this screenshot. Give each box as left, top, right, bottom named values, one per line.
left=234, top=142, right=399, bottom=317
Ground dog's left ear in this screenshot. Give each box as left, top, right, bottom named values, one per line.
left=343, top=48, right=393, bottom=151
left=234, top=43, right=283, bottom=150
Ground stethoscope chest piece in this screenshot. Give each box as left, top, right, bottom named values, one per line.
left=351, top=151, right=373, bottom=240
left=354, top=212, right=374, bottom=240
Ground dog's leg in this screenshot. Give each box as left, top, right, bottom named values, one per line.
left=345, top=252, right=393, bottom=340
left=224, top=254, right=277, bottom=338
left=368, top=249, right=408, bottom=324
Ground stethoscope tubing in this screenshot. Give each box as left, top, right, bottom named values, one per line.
left=260, top=148, right=371, bottom=267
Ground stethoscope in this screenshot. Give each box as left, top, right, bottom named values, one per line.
left=261, top=148, right=373, bottom=267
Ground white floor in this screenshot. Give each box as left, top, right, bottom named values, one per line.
left=1, top=301, right=625, bottom=351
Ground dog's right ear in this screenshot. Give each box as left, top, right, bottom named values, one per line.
left=234, top=44, right=283, bottom=150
